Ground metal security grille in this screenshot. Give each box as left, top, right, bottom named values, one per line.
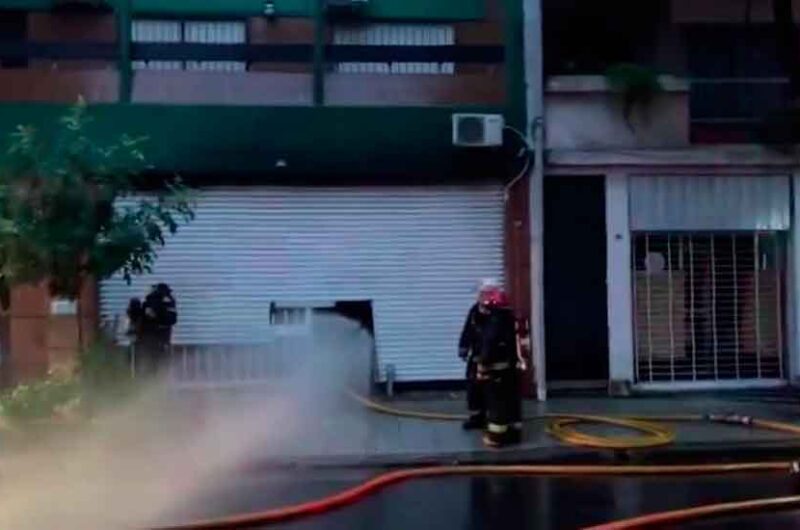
left=132, top=19, right=246, bottom=72
left=333, top=23, right=455, bottom=74
left=633, top=233, right=785, bottom=383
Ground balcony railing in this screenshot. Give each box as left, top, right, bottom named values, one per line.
left=0, top=40, right=506, bottom=106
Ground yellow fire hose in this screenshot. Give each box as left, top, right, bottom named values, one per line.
left=348, top=390, right=800, bottom=450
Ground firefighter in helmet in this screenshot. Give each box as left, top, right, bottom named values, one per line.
left=473, top=286, right=523, bottom=447
left=135, top=283, right=177, bottom=377
left=459, top=279, right=501, bottom=430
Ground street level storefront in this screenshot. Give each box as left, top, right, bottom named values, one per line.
left=100, top=185, right=508, bottom=384
left=547, top=148, right=800, bottom=393
left=629, top=175, right=789, bottom=387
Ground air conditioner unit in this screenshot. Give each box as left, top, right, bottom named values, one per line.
left=452, top=113, right=504, bottom=147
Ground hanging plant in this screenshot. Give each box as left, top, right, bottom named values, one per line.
left=604, top=63, right=664, bottom=129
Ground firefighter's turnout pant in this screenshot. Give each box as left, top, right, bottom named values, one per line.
left=481, top=363, right=522, bottom=446
left=466, top=358, right=486, bottom=420
left=134, top=337, right=170, bottom=378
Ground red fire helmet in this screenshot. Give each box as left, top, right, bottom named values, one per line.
left=478, top=286, right=510, bottom=308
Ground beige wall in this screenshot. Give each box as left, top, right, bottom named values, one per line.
left=545, top=76, right=690, bottom=150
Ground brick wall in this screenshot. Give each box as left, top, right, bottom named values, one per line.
left=3, top=280, right=98, bottom=385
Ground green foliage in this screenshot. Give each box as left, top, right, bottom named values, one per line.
left=78, top=341, right=136, bottom=412
left=0, top=98, right=194, bottom=300
left=605, top=63, right=663, bottom=128
left=0, top=342, right=135, bottom=422
left=0, top=373, right=81, bottom=421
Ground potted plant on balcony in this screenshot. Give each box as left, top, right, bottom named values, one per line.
left=604, top=63, right=663, bottom=130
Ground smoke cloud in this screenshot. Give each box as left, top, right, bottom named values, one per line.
left=0, top=312, right=374, bottom=529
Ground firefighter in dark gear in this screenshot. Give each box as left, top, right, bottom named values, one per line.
left=472, top=287, right=523, bottom=448
left=135, top=283, right=177, bottom=378
left=126, top=297, right=143, bottom=374
left=459, top=280, right=501, bottom=430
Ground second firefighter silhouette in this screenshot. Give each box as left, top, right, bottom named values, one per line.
left=459, top=281, right=523, bottom=447
left=129, top=283, right=177, bottom=377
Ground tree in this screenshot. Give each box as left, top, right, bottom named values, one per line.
left=0, top=100, right=194, bottom=342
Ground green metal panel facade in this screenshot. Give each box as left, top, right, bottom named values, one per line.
left=0, top=0, right=484, bottom=19
left=0, top=104, right=507, bottom=177
left=0, top=0, right=526, bottom=179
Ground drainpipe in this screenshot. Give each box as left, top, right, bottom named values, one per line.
left=523, top=0, right=546, bottom=400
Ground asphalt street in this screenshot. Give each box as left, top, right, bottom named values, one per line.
left=162, top=469, right=800, bottom=530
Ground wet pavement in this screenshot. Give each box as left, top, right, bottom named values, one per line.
left=163, top=469, right=800, bottom=530
left=687, top=511, right=800, bottom=529
left=160, top=387, right=800, bottom=469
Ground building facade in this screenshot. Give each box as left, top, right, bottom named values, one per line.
left=0, top=0, right=534, bottom=388
left=5, top=0, right=798, bottom=398
left=541, top=0, right=800, bottom=394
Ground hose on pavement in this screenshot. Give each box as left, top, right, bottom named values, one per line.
left=585, top=494, right=800, bottom=529
left=348, top=390, right=800, bottom=450
left=152, top=461, right=799, bottom=530
left=150, top=396, right=800, bottom=529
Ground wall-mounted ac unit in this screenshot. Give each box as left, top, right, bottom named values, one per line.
left=452, top=113, right=504, bottom=147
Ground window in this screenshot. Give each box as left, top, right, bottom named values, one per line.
left=333, top=23, right=455, bottom=75
left=132, top=19, right=246, bottom=72
left=0, top=11, right=27, bottom=69
left=132, top=20, right=182, bottom=71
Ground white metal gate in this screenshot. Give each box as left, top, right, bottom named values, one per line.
left=101, top=186, right=504, bottom=383
left=633, top=232, right=785, bottom=383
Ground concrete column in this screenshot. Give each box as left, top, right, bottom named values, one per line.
left=523, top=0, right=546, bottom=400
left=606, top=172, right=635, bottom=392
left=788, top=173, right=800, bottom=381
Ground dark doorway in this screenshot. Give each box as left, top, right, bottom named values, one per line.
left=544, top=176, right=609, bottom=383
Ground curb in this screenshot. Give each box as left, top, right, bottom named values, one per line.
left=234, top=440, right=800, bottom=472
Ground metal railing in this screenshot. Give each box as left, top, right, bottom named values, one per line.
left=167, top=343, right=294, bottom=388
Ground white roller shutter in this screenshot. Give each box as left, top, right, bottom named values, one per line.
left=101, top=186, right=505, bottom=382
left=629, top=175, right=791, bottom=231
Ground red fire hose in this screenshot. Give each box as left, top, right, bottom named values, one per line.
left=584, top=495, right=800, bottom=529
left=152, top=462, right=797, bottom=530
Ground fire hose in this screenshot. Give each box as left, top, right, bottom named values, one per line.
left=152, top=461, right=800, bottom=530
left=348, top=390, right=800, bottom=450
left=585, top=495, right=800, bottom=529
left=150, top=395, right=800, bottom=530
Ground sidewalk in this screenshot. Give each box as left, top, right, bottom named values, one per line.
left=247, top=389, right=800, bottom=468
left=5, top=387, right=800, bottom=469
